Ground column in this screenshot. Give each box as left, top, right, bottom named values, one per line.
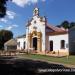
left=37, top=32, right=42, bottom=52
left=37, top=38, right=41, bottom=52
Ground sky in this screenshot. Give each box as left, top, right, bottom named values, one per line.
left=0, top=0, right=75, bottom=37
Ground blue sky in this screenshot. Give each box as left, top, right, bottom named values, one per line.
left=0, top=0, right=75, bottom=37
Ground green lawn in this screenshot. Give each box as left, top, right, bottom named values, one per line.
left=18, top=54, right=75, bottom=65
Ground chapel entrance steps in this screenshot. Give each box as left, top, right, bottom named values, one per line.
left=2, top=49, right=69, bottom=57
left=17, top=49, right=69, bottom=57
left=31, top=50, right=69, bottom=57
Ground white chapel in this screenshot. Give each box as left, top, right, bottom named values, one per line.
left=17, top=7, right=69, bottom=55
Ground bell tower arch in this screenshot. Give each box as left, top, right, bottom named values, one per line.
left=33, top=7, right=39, bottom=16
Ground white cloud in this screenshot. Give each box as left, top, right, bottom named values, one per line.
left=6, top=26, right=13, bottom=30
left=0, top=25, right=3, bottom=28
left=13, top=24, right=19, bottom=27
left=6, top=10, right=16, bottom=19
left=0, top=10, right=16, bottom=23
left=42, top=0, right=46, bottom=2
left=12, top=0, right=38, bottom=7
left=12, top=0, right=47, bottom=7
left=0, top=18, right=8, bottom=23
left=5, top=24, right=18, bottom=30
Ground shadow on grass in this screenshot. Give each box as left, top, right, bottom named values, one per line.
left=0, top=56, right=75, bottom=75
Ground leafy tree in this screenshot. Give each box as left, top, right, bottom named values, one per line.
left=0, top=30, right=13, bottom=49
left=56, top=21, right=75, bottom=29
left=0, top=0, right=11, bottom=18
left=61, top=21, right=69, bottom=29
left=0, top=0, right=13, bottom=50
left=69, top=22, right=75, bottom=28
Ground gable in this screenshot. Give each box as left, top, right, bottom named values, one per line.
left=26, top=16, right=46, bottom=27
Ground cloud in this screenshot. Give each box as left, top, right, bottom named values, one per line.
left=0, top=10, right=16, bottom=23
left=6, top=26, right=13, bottom=30
left=42, top=0, right=46, bottom=2
left=0, top=25, right=3, bottom=28
left=13, top=24, right=18, bottom=27
left=12, top=0, right=46, bottom=7
left=6, top=10, right=16, bottom=19
left=5, top=24, right=18, bottom=30
left=0, top=18, right=8, bottom=23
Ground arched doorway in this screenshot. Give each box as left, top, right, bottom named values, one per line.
left=50, top=41, right=53, bottom=51
left=33, top=37, right=37, bottom=50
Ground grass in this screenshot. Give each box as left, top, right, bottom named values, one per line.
left=18, top=54, right=75, bottom=66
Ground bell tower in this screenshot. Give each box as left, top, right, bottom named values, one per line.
left=33, top=7, right=39, bottom=16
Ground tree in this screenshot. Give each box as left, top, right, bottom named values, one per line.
left=69, top=22, right=75, bottom=28
left=61, top=21, right=69, bottom=29
left=56, top=21, right=75, bottom=29
left=0, top=0, right=11, bottom=18
left=0, top=30, right=13, bottom=49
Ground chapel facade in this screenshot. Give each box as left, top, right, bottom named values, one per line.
left=17, top=7, right=69, bottom=55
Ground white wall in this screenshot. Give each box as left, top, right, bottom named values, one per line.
left=25, top=16, right=46, bottom=51
left=46, top=35, right=50, bottom=50
left=49, top=34, right=69, bottom=52
left=17, top=38, right=26, bottom=50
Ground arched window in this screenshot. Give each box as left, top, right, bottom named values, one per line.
left=18, top=42, right=20, bottom=47
left=61, top=40, right=65, bottom=49
left=50, top=41, right=53, bottom=51
left=24, top=42, right=25, bottom=49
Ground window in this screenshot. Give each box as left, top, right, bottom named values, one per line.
left=24, top=42, right=25, bottom=49
left=34, top=20, right=36, bottom=24
left=61, top=40, right=65, bottom=49
left=18, top=42, right=20, bottom=47
left=50, top=41, right=53, bottom=51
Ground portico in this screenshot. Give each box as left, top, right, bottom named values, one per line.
left=28, top=31, right=42, bottom=52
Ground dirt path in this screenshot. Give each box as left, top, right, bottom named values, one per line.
left=0, top=56, right=75, bottom=75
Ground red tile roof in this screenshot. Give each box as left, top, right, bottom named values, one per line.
left=46, top=24, right=68, bottom=32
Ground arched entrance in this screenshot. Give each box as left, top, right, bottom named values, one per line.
left=33, top=37, right=37, bottom=50
left=28, top=32, right=42, bottom=51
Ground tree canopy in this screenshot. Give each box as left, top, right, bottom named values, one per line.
left=56, top=20, right=75, bottom=29
left=0, top=30, right=13, bottom=49
left=69, top=22, right=75, bottom=28
left=0, top=0, right=11, bottom=18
